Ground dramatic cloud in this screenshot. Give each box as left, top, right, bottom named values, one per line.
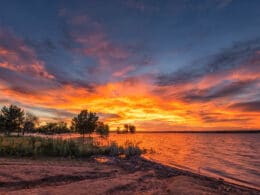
left=182, top=79, right=258, bottom=102
left=0, top=1, right=259, bottom=130
left=0, top=29, right=54, bottom=79
left=60, top=12, right=153, bottom=81
left=228, top=101, right=260, bottom=112
left=198, top=110, right=250, bottom=123
left=156, top=38, right=260, bottom=86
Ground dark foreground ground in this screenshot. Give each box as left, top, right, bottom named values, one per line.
left=0, top=157, right=259, bottom=195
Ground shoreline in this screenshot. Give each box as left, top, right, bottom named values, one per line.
left=143, top=156, right=260, bottom=191
left=0, top=156, right=259, bottom=194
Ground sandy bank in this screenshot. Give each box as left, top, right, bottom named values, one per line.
left=0, top=157, right=259, bottom=194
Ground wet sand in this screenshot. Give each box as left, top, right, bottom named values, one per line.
left=0, top=157, right=259, bottom=195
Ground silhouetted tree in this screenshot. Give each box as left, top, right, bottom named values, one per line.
left=96, top=122, right=109, bottom=138
left=56, top=121, right=69, bottom=133
left=37, top=122, right=70, bottom=134
left=116, top=127, right=121, bottom=134
left=0, top=114, right=5, bottom=134
left=71, top=110, right=99, bottom=141
left=123, top=124, right=129, bottom=133
left=129, top=125, right=136, bottom=133
left=23, top=112, right=39, bottom=135
left=39, top=123, right=54, bottom=134
left=0, top=105, right=25, bottom=136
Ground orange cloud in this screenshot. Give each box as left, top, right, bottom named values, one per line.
left=1, top=55, right=260, bottom=131
left=1, top=70, right=259, bottom=131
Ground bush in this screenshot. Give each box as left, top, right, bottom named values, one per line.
left=107, top=142, right=124, bottom=156
left=124, top=142, right=142, bottom=158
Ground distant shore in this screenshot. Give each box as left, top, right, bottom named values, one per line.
left=110, top=130, right=260, bottom=134
left=0, top=157, right=259, bottom=194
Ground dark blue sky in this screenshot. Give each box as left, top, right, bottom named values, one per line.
left=1, top=0, right=259, bottom=80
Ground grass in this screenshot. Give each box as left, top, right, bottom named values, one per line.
left=0, top=136, right=143, bottom=158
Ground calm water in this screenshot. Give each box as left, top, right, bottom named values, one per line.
left=108, top=133, right=260, bottom=190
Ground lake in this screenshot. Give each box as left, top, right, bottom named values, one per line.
left=107, top=133, right=260, bottom=190
left=35, top=132, right=260, bottom=190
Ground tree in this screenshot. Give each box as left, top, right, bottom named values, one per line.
left=123, top=124, right=129, bottom=133
left=23, top=112, right=38, bottom=135
left=0, top=114, right=5, bottom=134
left=0, top=105, right=25, bottom=136
left=56, top=121, right=69, bottom=133
left=96, top=122, right=109, bottom=138
left=116, top=127, right=121, bottom=134
left=129, top=125, right=136, bottom=133
left=71, top=110, right=99, bottom=140
left=37, top=122, right=70, bottom=134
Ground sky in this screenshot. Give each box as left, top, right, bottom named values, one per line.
left=0, top=0, right=259, bottom=131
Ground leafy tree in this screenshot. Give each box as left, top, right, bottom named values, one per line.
left=23, top=112, right=39, bottom=135
left=96, top=122, right=109, bottom=138
left=129, top=125, right=136, bottom=133
left=0, top=105, right=25, bottom=136
left=71, top=110, right=99, bottom=140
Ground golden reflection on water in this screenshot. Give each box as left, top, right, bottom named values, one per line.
left=108, top=133, right=202, bottom=169
left=106, top=133, right=260, bottom=190
left=40, top=132, right=260, bottom=189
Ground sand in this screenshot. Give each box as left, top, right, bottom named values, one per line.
left=0, top=157, right=259, bottom=195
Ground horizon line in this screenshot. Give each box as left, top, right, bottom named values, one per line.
left=110, top=130, right=260, bottom=133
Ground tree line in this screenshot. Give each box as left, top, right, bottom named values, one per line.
left=116, top=124, right=136, bottom=134
left=0, top=105, right=136, bottom=138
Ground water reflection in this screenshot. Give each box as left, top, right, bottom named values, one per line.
left=107, top=133, right=260, bottom=190
left=32, top=132, right=260, bottom=189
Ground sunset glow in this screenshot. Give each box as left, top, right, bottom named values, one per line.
left=0, top=1, right=259, bottom=131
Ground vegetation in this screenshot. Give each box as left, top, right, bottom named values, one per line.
left=23, top=112, right=39, bottom=135
left=0, top=136, right=143, bottom=158
left=129, top=125, right=136, bottom=133
left=116, top=127, right=121, bottom=134
left=71, top=110, right=99, bottom=140
left=0, top=104, right=137, bottom=138
left=96, top=122, right=109, bottom=138
left=0, top=105, right=24, bottom=136
left=37, top=122, right=71, bottom=134
left=116, top=124, right=136, bottom=134
left=0, top=104, right=141, bottom=159
left=124, top=124, right=129, bottom=133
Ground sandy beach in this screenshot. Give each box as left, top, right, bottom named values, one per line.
left=0, top=157, right=259, bottom=195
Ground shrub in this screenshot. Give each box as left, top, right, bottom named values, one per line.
left=107, top=141, right=124, bottom=156
left=0, top=136, right=144, bottom=158
left=122, top=141, right=142, bottom=157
